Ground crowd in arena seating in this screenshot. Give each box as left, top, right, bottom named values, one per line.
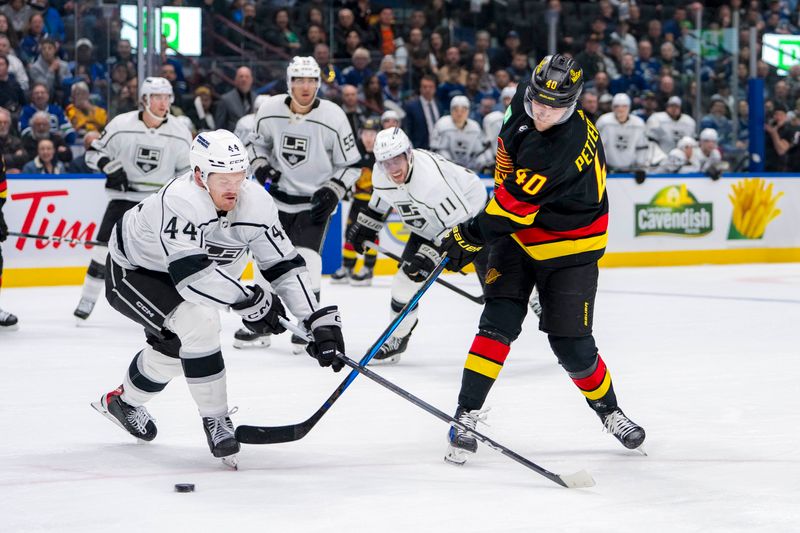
left=1, top=0, right=799, bottom=175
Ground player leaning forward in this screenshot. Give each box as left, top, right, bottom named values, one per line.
left=440, top=55, right=646, bottom=464
left=74, top=77, right=193, bottom=321
left=92, top=130, right=345, bottom=466
left=240, top=57, right=361, bottom=351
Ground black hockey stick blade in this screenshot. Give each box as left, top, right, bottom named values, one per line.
left=8, top=231, right=106, bottom=247
left=235, top=256, right=450, bottom=445
left=334, top=354, right=595, bottom=489
left=364, top=242, right=484, bottom=305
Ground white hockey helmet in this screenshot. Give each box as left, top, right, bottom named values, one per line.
left=699, top=128, right=719, bottom=143
left=190, top=129, right=249, bottom=186
left=140, top=76, right=174, bottom=105
left=677, top=136, right=698, bottom=150
left=286, top=56, right=321, bottom=104
left=374, top=127, right=414, bottom=180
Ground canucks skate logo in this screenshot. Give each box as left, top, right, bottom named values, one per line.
left=205, top=241, right=246, bottom=265
left=134, top=146, right=162, bottom=174
left=396, top=201, right=428, bottom=231
left=281, top=134, right=309, bottom=168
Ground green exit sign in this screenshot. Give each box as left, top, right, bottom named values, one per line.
left=763, top=33, right=800, bottom=75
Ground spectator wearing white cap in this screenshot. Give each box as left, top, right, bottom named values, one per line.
left=430, top=95, right=492, bottom=172
left=646, top=95, right=697, bottom=153
left=657, top=135, right=700, bottom=174
left=596, top=92, right=649, bottom=173
left=697, top=128, right=723, bottom=177
left=380, top=109, right=401, bottom=129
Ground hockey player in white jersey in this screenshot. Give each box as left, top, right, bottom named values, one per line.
left=430, top=95, right=493, bottom=172
left=346, top=128, right=488, bottom=363
left=92, top=130, right=345, bottom=466
left=73, top=77, right=193, bottom=321
left=233, top=94, right=270, bottom=143
left=656, top=135, right=700, bottom=173
left=242, top=56, right=361, bottom=352
left=646, top=96, right=696, bottom=154
left=596, top=93, right=649, bottom=173
left=697, top=127, right=724, bottom=178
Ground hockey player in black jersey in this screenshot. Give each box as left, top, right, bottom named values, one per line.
left=439, top=54, right=645, bottom=464
left=0, top=154, right=18, bottom=330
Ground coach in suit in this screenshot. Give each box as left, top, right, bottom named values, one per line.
left=214, top=66, right=257, bottom=132
left=402, top=74, right=441, bottom=150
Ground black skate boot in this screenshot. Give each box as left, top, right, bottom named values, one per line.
left=444, top=407, right=489, bottom=465
left=73, top=297, right=95, bottom=322
left=232, top=327, right=271, bottom=349
left=330, top=266, right=352, bottom=284
left=0, top=308, right=19, bottom=331
left=598, top=408, right=646, bottom=451
left=202, top=409, right=240, bottom=468
left=91, top=385, right=157, bottom=441
left=349, top=266, right=374, bottom=286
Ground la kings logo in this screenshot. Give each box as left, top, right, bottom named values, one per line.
left=135, top=146, right=162, bottom=174
left=396, top=202, right=428, bottom=231
left=615, top=134, right=630, bottom=152
left=281, top=134, right=309, bottom=168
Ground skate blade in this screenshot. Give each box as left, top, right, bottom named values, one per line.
left=0, top=324, right=20, bottom=332
left=444, top=445, right=470, bottom=466
left=349, top=279, right=373, bottom=287
left=91, top=400, right=127, bottom=433
left=291, top=344, right=306, bottom=355
left=368, top=354, right=400, bottom=365
left=232, top=337, right=272, bottom=349
left=221, top=454, right=239, bottom=470
left=330, top=278, right=350, bottom=285
left=633, top=445, right=648, bottom=457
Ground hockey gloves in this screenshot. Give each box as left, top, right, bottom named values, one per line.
left=231, top=285, right=287, bottom=335
left=346, top=209, right=384, bottom=253
left=633, top=169, right=646, bottom=185
left=440, top=220, right=484, bottom=272
left=303, top=306, right=345, bottom=372
left=310, top=179, right=347, bottom=224
left=102, top=159, right=128, bottom=191
left=252, top=158, right=282, bottom=186
left=402, top=243, right=440, bottom=282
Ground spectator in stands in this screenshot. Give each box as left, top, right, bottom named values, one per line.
left=506, top=51, right=531, bottom=84
left=405, top=9, right=428, bottom=38
left=19, top=12, right=47, bottom=63
left=376, top=54, right=396, bottom=87
left=610, top=20, right=638, bottom=56
left=371, top=7, right=397, bottom=56
left=28, top=0, right=64, bottom=43
left=300, top=23, right=326, bottom=56
left=473, top=30, right=491, bottom=67
left=266, top=8, right=301, bottom=55
left=407, top=47, right=435, bottom=96
left=109, top=39, right=136, bottom=80
left=185, top=85, right=216, bottom=134
left=655, top=74, right=680, bottom=110
left=382, top=67, right=405, bottom=104
left=342, top=47, right=372, bottom=88
left=588, top=71, right=611, bottom=101
left=471, top=52, right=495, bottom=94
left=28, top=38, right=69, bottom=97
left=428, top=30, right=446, bottom=71
left=65, top=81, right=106, bottom=137
left=437, top=46, right=467, bottom=85
left=160, top=63, right=187, bottom=105
left=214, top=66, right=255, bottom=132
left=662, top=7, right=685, bottom=43
left=493, top=68, right=512, bottom=93
left=0, top=56, right=24, bottom=118
left=581, top=90, right=600, bottom=123
left=735, top=99, right=749, bottom=150
left=634, top=39, right=660, bottom=88
left=700, top=94, right=733, bottom=152
left=352, top=0, right=375, bottom=34
left=22, top=138, right=64, bottom=174
left=21, top=110, right=72, bottom=165
left=0, top=106, right=26, bottom=170
left=67, top=130, right=100, bottom=173
left=436, top=64, right=467, bottom=110
left=0, top=14, right=19, bottom=49
left=773, top=79, right=791, bottom=109
left=658, top=42, right=682, bottom=81
left=403, top=74, right=440, bottom=150
left=341, top=84, right=366, bottom=136
left=634, top=90, right=659, bottom=122
left=0, top=0, right=31, bottom=35
left=764, top=104, right=795, bottom=172
left=0, top=34, right=28, bottom=91
left=610, top=53, right=647, bottom=98
left=69, top=39, right=107, bottom=92
left=334, top=8, right=359, bottom=60
left=111, top=77, right=138, bottom=117
left=423, top=0, right=446, bottom=29
left=491, top=30, right=521, bottom=71
left=598, top=93, right=613, bottom=117
left=626, top=3, right=646, bottom=37
left=20, top=83, right=74, bottom=144
left=574, top=37, right=607, bottom=83
left=362, top=74, right=384, bottom=115
left=314, top=43, right=342, bottom=101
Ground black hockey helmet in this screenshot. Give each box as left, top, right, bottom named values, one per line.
left=525, top=54, right=583, bottom=109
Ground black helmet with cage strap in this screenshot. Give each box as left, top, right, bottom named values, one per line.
left=525, top=54, right=583, bottom=109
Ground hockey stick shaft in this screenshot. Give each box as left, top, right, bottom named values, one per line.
left=364, top=242, right=484, bottom=305
left=8, top=231, right=106, bottom=247
left=278, top=319, right=593, bottom=489
left=234, top=255, right=450, bottom=445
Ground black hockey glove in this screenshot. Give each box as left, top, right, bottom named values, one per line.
left=102, top=159, right=128, bottom=191
left=440, top=220, right=484, bottom=272
left=231, top=285, right=287, bottom=335
left=252, top=158, right=282, bottom=186
left=707, top=166, right=722, bottom=181
left=402, top=243, right=440, bottom=282
left=346, top=209, right=384, bottom=253
left=310, top=179, right=347, bottom=224
left=0, top=209, right=7, bottom=242
left=303, top=306, right=345, bottom=372
left=633, top=169, right=647, bottom=185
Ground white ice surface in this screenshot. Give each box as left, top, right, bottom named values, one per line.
left=0, top=264, right=798, bottom=532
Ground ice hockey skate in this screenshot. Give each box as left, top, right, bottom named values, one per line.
left=91, top=385, right=157, bottom=442
left=349, top=266, right=374, bottom=286
left=370, top=331, right=411, bottom=365
left=0, top=308, right=19, bottom=331
left=202, top=409, right=240, bottom=469
left=232, top=327, right=271, bottom=349
left=290, top=333, right=308, bottom=354
left=444, top=407, right=489, bottom=465
left=599, top=408, right=646, bottom=453
left=330, top=266, right=352, bottom=284
left=73, top=297, right=96, bottom=322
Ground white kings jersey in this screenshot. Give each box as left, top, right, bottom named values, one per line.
left=694, top=148, right=722, bottom=172
left=369, top=149, right=488, bottom=244
left=595, top=112, right=649, bottom=171
left=233, top=113, right=256, bottom=144
left=86, top=111, right=193, bottom=202
left=646, top=112, right=697, bottom=153
left=246, top=95, right=361, bottom=212
left=430, top=115, right=493, bottom=172
left=108, top=174, right=317, bottom=320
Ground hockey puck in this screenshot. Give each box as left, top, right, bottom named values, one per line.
left=174, top=483, right=195, bottom=493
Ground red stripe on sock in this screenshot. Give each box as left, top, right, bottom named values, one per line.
left=344, top=242, right=355, bottom=251
left=572, top=356, right=607, bottom=391
left=469, top=335, right=510, bottom=364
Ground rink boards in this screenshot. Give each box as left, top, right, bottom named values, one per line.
left=2, top=173, right=799, bottom=287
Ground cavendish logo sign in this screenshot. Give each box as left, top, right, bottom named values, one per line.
left=635, top=184, right=713, bottom=237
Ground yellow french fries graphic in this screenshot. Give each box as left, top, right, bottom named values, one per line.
left=728, top=178, right=783, bottom=239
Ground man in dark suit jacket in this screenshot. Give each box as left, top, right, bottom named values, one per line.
left=214, top=66, right=256, bottom=132
left=402, top=74, right=440, bottom=150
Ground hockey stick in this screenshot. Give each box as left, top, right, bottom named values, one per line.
left=364, top=242, right=485, bottom=305
left=277, top=319, right=594, bottom=489
left=8, top=231, right=106, bottom=247
left=235, top=255, right=450, bottom=445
